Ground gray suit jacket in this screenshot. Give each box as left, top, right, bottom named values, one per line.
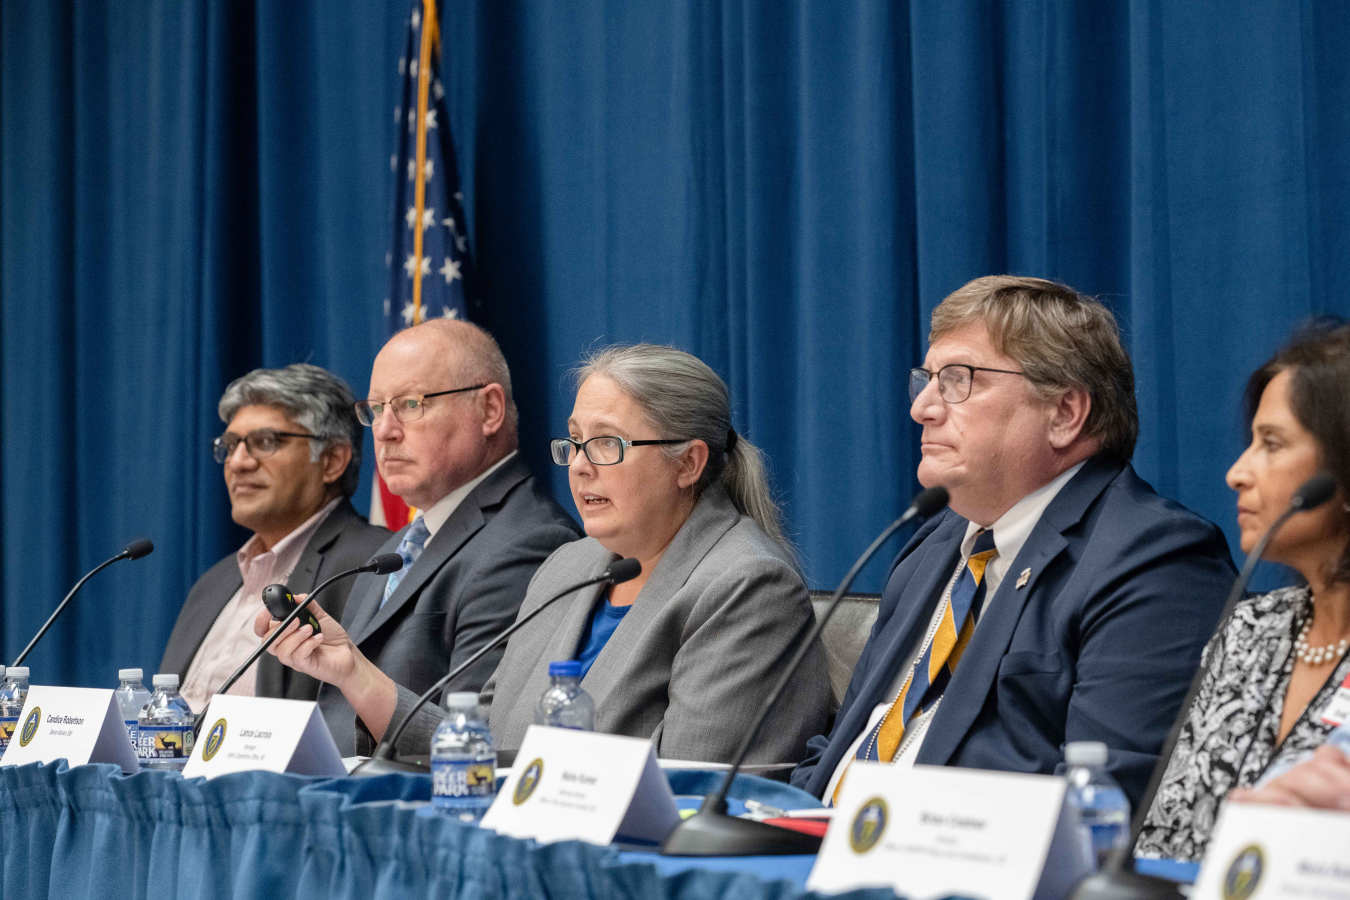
left=159, top=498, right=390, bottom=702
left=321, top=453, right=581, bottom=756
left=388, top=485, right=833, bottom=764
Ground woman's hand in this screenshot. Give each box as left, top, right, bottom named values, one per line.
left=252, top=595, right=362, bottom=689
left=1230, top=745, right=1350, bottom=811
left=252, top=596, right=400, bottom=740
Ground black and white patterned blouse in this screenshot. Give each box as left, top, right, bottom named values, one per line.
left=1135, top=586, right=1350, bottom=862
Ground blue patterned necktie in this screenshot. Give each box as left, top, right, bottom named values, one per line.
left=381, top=515, right=431, bottom=608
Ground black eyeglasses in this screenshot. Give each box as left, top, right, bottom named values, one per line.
left=550, top=436, right=690, bottom=466
left=213, top=429, right=321, bottom=464
left=355, top=384, right=487, bottom=425
left=909, top=364, right=1026, bottom=404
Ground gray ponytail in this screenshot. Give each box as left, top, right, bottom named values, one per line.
left=574, top=344, right=790, bottom=553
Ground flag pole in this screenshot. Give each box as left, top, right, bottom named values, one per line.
left=410, top=0, right=438, bottom=327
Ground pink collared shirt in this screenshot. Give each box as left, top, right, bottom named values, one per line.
left=180, top=498, right=341, bottom=713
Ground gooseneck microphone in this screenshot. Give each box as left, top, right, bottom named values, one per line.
left=662, top=486, right=950, bottom=857
left=12, top=538, right=155, bottom=668
left=1073, top=472, right=1338, bottom=900
left=191, top=552, right=405, bottom=739
left=351, top=557, right=643, bottom=778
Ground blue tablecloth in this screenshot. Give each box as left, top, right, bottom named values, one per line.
left=0, top=760, right=897, bottom=900
left=0, top=760, right=1198, bottom=900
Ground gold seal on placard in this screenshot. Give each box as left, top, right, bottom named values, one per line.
left=513, top=758, right=544, bottom=805
left=1223, top=844, right=1265, bottom=900
left=849, top=796, right=888, bottom=854
left=202, top=719, right=227, bottom=762
left=19, top=707, right=42, bottom=747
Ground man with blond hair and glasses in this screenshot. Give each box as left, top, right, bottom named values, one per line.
left=260, top=320, right=580, bottom=756
left=792, top=276, right=1235, bottom=811
left=162, top=364, right=391, bottom=711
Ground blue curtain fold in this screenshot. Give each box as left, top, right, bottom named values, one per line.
left=0, top=761, right=889, bottom=900
left=3, top=0, right=1349, bottom=687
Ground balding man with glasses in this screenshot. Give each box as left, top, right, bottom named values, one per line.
left=162, top=364, right=391, bottom=712
left=791, top=276, right=1235, bottom=812
left=255, top=320, right=581, bottom=756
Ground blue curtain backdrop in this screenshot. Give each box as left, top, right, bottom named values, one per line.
left=2, top=0, right=1348, bottom=688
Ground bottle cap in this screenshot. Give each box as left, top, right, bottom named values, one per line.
left=442, top=692, right=480, bottom=710
left=548, top=660, right=582, bottom=678
left=118, top=668, right=144, bottom=681
left=5, top=667, right=29, bottom=678
left=152, top=674, right=179, bottom=688
left=1065, top=740, right=1109, bottom=767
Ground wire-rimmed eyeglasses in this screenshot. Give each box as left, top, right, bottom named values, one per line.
left=212, top=428, right=320, bottom=464
left=354, top=384, right=487, bottom=425
left=908, top=364, right=1026, bottom=403
left=550, top=435, right=690, bottom=466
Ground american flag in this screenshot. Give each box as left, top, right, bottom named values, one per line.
left=375, top=0, right=473, bottom=528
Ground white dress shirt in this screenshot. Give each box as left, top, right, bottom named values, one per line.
left=823, top=461, right=1085, bottom=802
left=415, top=450, right=518, bottom=539
left=181, top=497, right=342, bottom=713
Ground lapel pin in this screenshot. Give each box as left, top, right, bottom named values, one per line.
left=1016, top=568, right=1031, bottom=589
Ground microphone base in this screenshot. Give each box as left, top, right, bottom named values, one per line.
left=659, top=810, right=822, bottom=856
left=1070, top=868, right=1186, bottom=900
left=349, top=755, right=430, bottom=778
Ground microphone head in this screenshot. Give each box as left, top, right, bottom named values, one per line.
left=912, top=486, right=950, bottom=519
left=1292, top=472, right=1338, bottom=511
left=261, top=584, right=297, bottom=621
left=368, top=552, right=405, bottom=575
left=123, top=539, right=154, bottom=560
left=606, top=558, right=642, bottom=585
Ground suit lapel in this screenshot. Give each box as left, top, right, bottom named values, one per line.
left=492, top=550, right=612, bottom=737
left=581, top=488, right=741, bottom=706
left=286, top=499, right=358, bottom=593
left=852, top=516, right=964, bottom=716
left=288, top=555, right=320, bottom=594
left=916, top=457, right=1123, bottom=766
left=341, top=530, right=404, bottom=637
left=544, top=568, right=612, bottom=677
left=350, top=455, right=532, bottom=646
left=352, top=504, right=484, bottom=645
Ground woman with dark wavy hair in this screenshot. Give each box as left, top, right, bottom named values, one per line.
left=1136, top=322, right=1350, bottom=862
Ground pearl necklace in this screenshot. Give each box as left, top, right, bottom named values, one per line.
left=1294, top=617, right=1350, bottom=666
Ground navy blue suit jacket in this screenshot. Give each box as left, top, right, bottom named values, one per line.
left=791, top=457, right=1235, bottom=808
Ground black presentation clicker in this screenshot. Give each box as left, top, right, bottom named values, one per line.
left=261, top=584, right=322, bottom=633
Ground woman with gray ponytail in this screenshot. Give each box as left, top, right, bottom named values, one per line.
left=473, top=343, right=831, bottom=763
left=574, top=344, right=790, bottom=551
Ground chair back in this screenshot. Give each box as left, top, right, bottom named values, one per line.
left=809, top=591, right=880, bottom=707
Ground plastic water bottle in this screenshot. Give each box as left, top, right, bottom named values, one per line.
left=0, top=667, right=31, bottom=755
left=115, top=668, right=152, bottom=760
left=137, top=674, right=195, bottom=771
left=1064, top=741, right=1131, bottom=870
left=430, top=692, right=497, bottom=822
left=534, top=660, right=595, bottom=731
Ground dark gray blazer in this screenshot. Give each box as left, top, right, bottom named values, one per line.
left=321, top=453, right=581, bottom=756
left=387, top=485, right=833, bottom=764
left=160, top=498, right=390, bottom=702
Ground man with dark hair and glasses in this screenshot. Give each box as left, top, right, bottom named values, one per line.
left=792, top=276, right=1235, bottom=812
left=161, top=364, right=391, bottom=712
left=253, top=319, right=580, bottom=756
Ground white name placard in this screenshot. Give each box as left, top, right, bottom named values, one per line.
left=808, top=763, right=1090, bottom=900
left=481, top=725, right=680, bottom=846
left=0, top=686, right=138, bottom=773
left=181, top=695, right=344, bottom=779
left=1194, top=802, right=1350, bottom=900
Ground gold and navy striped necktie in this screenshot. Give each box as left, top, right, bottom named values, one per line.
left=832, top=529, right=997, bottom=804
